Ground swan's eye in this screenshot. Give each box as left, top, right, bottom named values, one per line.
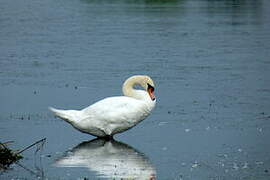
left=147, top=83, right=155, bottom=91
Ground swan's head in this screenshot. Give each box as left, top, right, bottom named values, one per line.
left=139, top=76, right=156, bottom=101
left=123, top=75, right=156, bottom=101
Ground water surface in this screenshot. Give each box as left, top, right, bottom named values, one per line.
left=1, top=0, right=270, bottom=179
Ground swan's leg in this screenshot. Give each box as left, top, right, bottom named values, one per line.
left=100, top=135, right=114, bottom=141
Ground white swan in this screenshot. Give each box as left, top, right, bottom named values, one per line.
left=49, top=75, right=156, bottom=138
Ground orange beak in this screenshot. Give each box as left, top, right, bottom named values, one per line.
left=147, top=84, right=156, bottom=101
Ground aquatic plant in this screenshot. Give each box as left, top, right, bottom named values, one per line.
left=0, top=141, right=22, bottom=169
left=0, top=138, right=46, bottom=170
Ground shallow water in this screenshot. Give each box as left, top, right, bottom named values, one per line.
left=1, top=0, right=270, bottom=179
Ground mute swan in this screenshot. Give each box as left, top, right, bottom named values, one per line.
left=49, top=75, right=156, bottom=138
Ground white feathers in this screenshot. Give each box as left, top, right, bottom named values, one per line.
left=49, top=75, right=156, bottom=137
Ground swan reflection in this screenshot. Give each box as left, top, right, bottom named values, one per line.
left=55, top=138, right=156, bottom=179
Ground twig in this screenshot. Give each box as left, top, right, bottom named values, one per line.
left=16, top=138, right=46, bottom=155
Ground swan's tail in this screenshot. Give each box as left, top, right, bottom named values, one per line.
left=49, top=107, right=80, bottom=124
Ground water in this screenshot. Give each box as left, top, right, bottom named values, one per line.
left=1, top=0, right=270, bottom=179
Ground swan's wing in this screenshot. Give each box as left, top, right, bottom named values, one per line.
left=81, top=96, right=150, bottom=124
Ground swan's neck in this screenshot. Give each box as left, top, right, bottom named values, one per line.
left=122, top=76, right=145, bottom=100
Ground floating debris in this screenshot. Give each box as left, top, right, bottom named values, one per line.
left=185, top=129, right=191, bottom=132
left=191, top=161, right=199, bottom=168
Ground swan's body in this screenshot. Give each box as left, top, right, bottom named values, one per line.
left=49, top=75, right=156, bottom=138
